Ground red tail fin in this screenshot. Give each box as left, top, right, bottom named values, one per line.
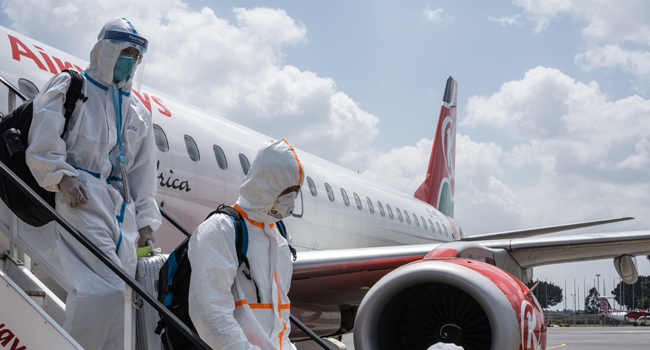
left=414, top=77, right=457, bottom=218
left=598, top=297, right=613, bottom=316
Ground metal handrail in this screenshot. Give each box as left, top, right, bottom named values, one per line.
left=160, top=208, right=333, bottom=350
left=2, top=70, right=330, bottom=349
left=0, top=75, right=27, bottom=101
left=0, top=162, right=212, bottom=350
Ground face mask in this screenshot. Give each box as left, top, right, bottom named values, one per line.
left=268, top=192, right=296, bottom=220
left=113, top=55, right=135, bottom=82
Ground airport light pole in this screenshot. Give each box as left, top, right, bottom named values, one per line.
left=597, top=274, right=601, bottom=296
left=571, top=293, right=576, bottom=326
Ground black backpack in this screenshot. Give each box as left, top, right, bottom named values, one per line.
left=155, top=205, right=296, bottom=350
left=0, top=70, right=87, bottom=226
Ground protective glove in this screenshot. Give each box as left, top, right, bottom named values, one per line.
left=58, top=175, right=89, bottom=208
left=137, top=226, right=155, bottom=248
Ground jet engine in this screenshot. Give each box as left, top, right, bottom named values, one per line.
left=353, top=255, right=546, bottom=350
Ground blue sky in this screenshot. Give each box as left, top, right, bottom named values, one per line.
left=2, top=0, right=650, bottom=309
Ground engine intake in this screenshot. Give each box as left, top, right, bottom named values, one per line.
left=354, top=258, right=546, bottom=350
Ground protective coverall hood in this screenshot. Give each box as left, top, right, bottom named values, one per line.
left=86, top=17, right=146, bottom=91
left=235, top=139, right=304, bottom=225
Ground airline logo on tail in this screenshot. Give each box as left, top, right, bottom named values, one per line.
left=414, top=77, right=457, bottom=219
left=598, top=297, right=613, bottom=316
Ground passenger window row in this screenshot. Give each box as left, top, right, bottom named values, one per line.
left=305, top=175, right=449, bottom=236
left=153, top=124, right=450, bottom=237
left=154, top=124, right=251, bottom=175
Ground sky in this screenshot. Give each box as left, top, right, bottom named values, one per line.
left=2, top=0, right=650, bottom=310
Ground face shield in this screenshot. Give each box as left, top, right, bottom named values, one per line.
left=102, top=29, right=148, bottom=92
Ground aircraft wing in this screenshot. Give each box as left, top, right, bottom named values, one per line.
left=289, top=230, right=650, bottom=305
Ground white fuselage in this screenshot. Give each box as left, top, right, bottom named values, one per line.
left=0, top=26, right=455, bottom=256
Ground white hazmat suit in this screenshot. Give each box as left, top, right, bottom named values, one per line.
left=188, top=139, right=303, bottom=350
left=26, top=18, right=161, bottom=350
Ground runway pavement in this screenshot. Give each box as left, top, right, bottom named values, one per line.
left=339, top=326, right=650, bottom=349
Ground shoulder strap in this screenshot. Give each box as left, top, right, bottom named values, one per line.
left=61, top=69, right=88, bottom=135
left=205, top=204, right=261, bottom=303
left=276, top=220, right=297, bottom=261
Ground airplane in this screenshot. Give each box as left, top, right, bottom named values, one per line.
left=1, top=24, right=650, bottom=350
left=598, top=297, right=648, bottom=324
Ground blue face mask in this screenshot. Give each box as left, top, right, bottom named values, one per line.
left=113, top=55, right=135, bottom=82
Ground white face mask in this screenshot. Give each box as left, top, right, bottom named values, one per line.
left=268, top=192, right=296, bottom=220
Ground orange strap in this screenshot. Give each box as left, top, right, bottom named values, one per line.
left=282, top=139, right=303, bottom=187
left=232, top=204, right=274, bottom=229
left=234, top=299, right=290, bottom=310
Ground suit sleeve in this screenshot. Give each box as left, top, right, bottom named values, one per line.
left=188, top=216, right=261, bottom=350
left=26, top=73, right=79, bottom=192
left=126, top=100, right=162, bottom=231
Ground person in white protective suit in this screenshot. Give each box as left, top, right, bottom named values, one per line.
left=26, top=18, right=161, bottom=350
left=188, top=139, right=303, bottom=350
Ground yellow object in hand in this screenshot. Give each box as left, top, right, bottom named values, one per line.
left=137, top=245, right=152, bottom=258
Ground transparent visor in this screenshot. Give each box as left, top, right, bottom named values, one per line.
left=103, top=30, right=147, bottom=91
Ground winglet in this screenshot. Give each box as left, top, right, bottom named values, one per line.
left=414, top=77, right=457, bottom=218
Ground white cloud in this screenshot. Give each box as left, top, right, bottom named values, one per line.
left=513, top=0, right=650, bottom=79
left=462, top=66, right=650, bottom=230
left=1, top=0, right=379, bottom=164
left=361, top=138, right=432, bottom=193
left=514, top=0, right=650, bottom=43
left=488, top=14, right=523, bottom=27
left=422, top=7, right=445, bottom=23
left=575, top=45, right=650, bottom=77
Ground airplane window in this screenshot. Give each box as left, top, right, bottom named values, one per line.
left=307, top=177, right=317, bottom=197
left=404, top=210, right=411, bottom=225
left=18, top=78, right=39, bottom=99
left=354, top=193, right=362, bottom=210
left=413, top=214, right=419, bottom=227
left=429, top=219, right=435, bottom=232
left=184, top=135, right=200, bottom=162
left=153, top=125, right=169, bottom=153
left=396, top=207, right=403, bottom=222
left=436, top=222, right=442, bottom=234
left=366, top=197, right=374, bottom=214
left=239, top=154, right=250, bottom=175
left=340, top=188, right=350, bottom=206
left=213, top=145, right=228, bottom=170
left=325, top=183, right=335, bottom=202
left=377, top=201, right=385, bottom=217
left=421, top=216, right=427, bottom=230
left=386, top=204, right=394, bottom=219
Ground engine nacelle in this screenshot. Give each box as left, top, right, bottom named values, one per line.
left=354, top=257, right=546, bottom=350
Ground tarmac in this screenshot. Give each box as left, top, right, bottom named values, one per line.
left=340, top=326, right=650, bottom=349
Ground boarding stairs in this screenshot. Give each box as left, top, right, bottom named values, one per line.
left=0, top=76, right=336, bottom=350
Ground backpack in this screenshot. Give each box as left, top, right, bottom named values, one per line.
left=0, top=70, right=87, bottom=226
left=155, top=205, right=296, bottom=350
